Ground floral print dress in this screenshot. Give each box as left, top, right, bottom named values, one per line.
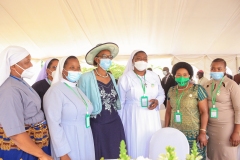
left=90, top=80, right=125, bottom=160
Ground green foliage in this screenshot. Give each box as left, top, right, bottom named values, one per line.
left=159, top=146, right=178, bottom=160
left=186, top=141, right=202, bottom=160
left=81, top=62, right=125, bottom=79
left=119, top=140, right=130, bottom=160
left=109, top=62, right=125, bottom=79
left=81, top=67, right=95, bottom=73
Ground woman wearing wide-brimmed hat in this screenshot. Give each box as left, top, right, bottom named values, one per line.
left=78, top=42, right=125, bottom=160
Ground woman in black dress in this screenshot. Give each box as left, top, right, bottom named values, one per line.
left=32, top=58, right=58, bottom=112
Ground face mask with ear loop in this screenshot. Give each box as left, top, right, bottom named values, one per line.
left=15, top=64, right=35, bottom=79
left=99, top=59, right=112, bottom=70
left=63, top=69, right=81, bottom=83
left=134, top=61, right=148, bottom=71
left=48, top=69, right=56, bottom=78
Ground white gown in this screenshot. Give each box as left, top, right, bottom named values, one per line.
left=118, top=70, right=165, bottom=158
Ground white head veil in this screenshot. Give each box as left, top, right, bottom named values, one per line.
left=51, top=56, right=68, bottom=85
left=0, top=46, right=30, bottom=86
left=123, top=50, right=144, bottom=75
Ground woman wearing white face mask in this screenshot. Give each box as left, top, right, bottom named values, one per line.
left=32, top=58, right=59, bottom=113
left=0, top=46, right=52, bottom=160
left=204, top=58, right=240, bottom=160
left=78, top=43, right=125, bottom=160
left=118, top=50, right=165, bottom=158
left=43, top=56, right=95, bottom=160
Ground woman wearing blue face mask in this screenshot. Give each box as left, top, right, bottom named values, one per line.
left=43, top=56, right=95, bottom=160
left=204, top=58, right=240, bottom=160
left=78, top=43, right=125, bottom=160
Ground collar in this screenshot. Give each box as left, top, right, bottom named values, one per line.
left=10, top=75, right=23, bottom=81
left=61, top=79, right=77, bottom=87
left=166, top=73, right=171, bottom=77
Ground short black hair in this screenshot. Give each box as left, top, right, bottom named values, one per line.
left=171, top=62, right=193, bottom=79
left=64, top=56, right=78, bottom=68
left=163, top=67, right=169, bottom=72
left=47, top=58, right=58, bottom=69
left=212, top=58, right=227, bottom=67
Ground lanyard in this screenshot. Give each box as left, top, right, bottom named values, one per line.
left=64, top=83, right=89, bottom=113
left=135, top=73, right=146, bottom=95
left=10, top=75, right=33, bottom=92
left=46, top=78, right=51, bottom=85
left=211, top=77, right=224, bottom=107
left=175, top=89, right=185, bottom=111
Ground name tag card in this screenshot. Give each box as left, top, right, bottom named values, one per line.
left=141, top=96, right=148, bottom=107
left=174, top=111, right=182, bottom=123
left=85, top=114, right=90, bottom=128
left=210, top=107, right=218, bottom=118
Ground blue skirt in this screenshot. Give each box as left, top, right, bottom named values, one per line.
left=0, top=122, right=51, bottom=160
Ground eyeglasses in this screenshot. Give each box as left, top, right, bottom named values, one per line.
left=96, top=55, right=113, bottom=60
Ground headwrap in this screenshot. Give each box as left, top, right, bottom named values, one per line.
left=35, top=58, right=54, bottom=82
left=0, top=46, right=30, bottom=86
left=123, top=50, right=144, bottom=75
left=52, top=56, right=68, bottom=85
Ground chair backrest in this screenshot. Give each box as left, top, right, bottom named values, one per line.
left=149, top=127, right=189, bottom=160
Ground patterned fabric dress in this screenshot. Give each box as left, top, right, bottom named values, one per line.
left=90, top=80, right=126, bottom=160
left=168, top=84, right=208, bottom=160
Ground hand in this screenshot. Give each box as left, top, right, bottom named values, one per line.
left=229, top=132, right=240, bottom=147
left=148, top=99, right=159, bottom=110
left=197, top=132, right=208, bottom=148
left=39, top=154, right=53, bottom=160
left=60, top=154, right=71, bottom=160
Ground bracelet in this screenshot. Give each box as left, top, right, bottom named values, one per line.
left=200, top=129, right=207, bottom=132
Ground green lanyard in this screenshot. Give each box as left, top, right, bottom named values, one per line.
left=175, top=89, right=185, bottom=111
left=64, top=83, right=89, bottom=113
left=46, top=78, right=51, bottom=85
left=211, top=77, right=224, bottom=107
left=135, top=73, right=146, bottom=95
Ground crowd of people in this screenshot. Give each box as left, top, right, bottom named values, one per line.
left=0, top=43, right=239, bottom=160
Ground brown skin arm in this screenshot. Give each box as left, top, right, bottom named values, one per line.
left=148, top=99, right=159, bottom=110
left=60, top=154, right=71, bottom=160
left=11, top=132, right=52, bottom=160
left=197, top=98, right=208, bottom=148
left=164, top=100, right=172, bottom=127
left=229, top=124, right=240, bottom=146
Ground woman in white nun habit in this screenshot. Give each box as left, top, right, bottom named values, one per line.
left=118, top=50, right=165, bottom=158
left=43, top=56, right=95, bottom=160
left=0, top=46, right=52, bottom=160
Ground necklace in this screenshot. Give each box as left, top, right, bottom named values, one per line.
left=177, top=82, right=189, bottom=90
left=95, top=69, right=108, bottom=78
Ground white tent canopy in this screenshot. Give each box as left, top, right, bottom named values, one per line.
left=1, top=0, right=240, bottom=74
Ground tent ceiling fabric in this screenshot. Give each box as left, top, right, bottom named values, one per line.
left=0, top=0, right=240, bottom=60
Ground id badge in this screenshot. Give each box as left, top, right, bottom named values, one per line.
left=85, top=114, right=90, bottom=128
left=141, top=96, right=148, bottom=107
left=210, top=107, right=218, bottom=118
left=174, top=111, right=182, bottom=123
